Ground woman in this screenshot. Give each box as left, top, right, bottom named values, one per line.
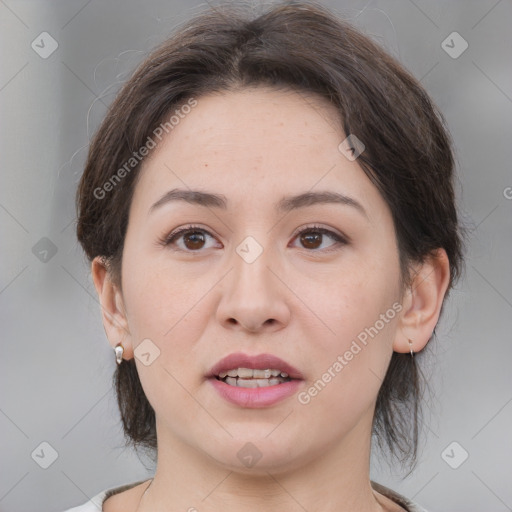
left=67, top=1, right=464, bottom=510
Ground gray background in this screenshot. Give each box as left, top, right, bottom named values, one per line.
left=1, top=1, right=511, bottom=511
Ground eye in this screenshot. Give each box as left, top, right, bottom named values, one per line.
left=160, top=225, right=219, bottom=252
left=290, top=225, right=347, bottom=252
left=159, top=224, right=348, bottom=253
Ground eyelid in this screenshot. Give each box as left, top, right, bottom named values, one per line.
left=290, top=223, right=350, bottom=245
left=159, top=223, right=349, bottom=252
left=158, top=224, right=219, bottom=250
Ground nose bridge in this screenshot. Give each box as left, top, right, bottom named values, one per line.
left=216, top=234, right=290, bottom=331
left=232, top=234, right=277, bottom=299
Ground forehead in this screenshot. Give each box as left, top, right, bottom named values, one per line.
left=131, top=87, right=386, bottom=220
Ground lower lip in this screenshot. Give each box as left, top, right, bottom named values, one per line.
left=209, top=377, right=303, bottom=408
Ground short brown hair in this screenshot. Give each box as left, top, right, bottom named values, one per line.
left=76, top=1, right=465, bottom=469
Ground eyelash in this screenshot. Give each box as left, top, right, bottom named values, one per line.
left=158, top=224, right=348, bottom=253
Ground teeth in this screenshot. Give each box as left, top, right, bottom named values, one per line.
left=217, top=368, right=290, bottom=379
left=253, top=369, right=271, bottom=378
left=238, top=379, right=259, bottom=388
left=237, top=368, right=254, bottom=378
left=223, top=376, right=287, bottom=388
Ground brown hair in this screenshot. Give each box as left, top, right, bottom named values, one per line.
left=76, top=1, right=464, bottom=470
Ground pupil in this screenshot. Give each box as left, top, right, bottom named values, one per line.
left=185, top=231, right=204, bottom=249
left=184, top=231, right=323, bottom=250
left=302, top=232, right=321, bottom=249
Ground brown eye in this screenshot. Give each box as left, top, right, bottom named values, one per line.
left=300, top=231, right=323, bottom=249
left=292, top=226, right=347, bottom=252
left=162, top=225, right=346, bottom=253
left=182, top=231, right=206, bottom=250
left=163, top=226, right=218, bottom=252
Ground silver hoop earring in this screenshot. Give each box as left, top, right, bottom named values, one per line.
left=114, top=343, right=124, bottom=365
left=408, top=339, right=414, bottom=358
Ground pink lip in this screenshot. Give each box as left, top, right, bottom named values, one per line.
left=209, top=378, right=303, bottom=408
left=207, top=352, right=305, bottom=408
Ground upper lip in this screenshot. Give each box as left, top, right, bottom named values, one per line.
left=207, top=352, right=304, bottom=380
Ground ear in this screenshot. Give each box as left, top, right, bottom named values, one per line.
left=394, top=248, right=451, bottom=354
left=91, top=256, right=134, bottom=361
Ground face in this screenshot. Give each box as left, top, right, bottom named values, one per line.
left=118, top=87, right=403, bottom=473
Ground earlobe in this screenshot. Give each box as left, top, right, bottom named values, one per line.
left=393, top=249, right=450, bottom=354
left=91, top=256, right=134, bottom=359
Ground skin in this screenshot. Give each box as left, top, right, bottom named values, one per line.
left=92, top=87, right=450, bottom=512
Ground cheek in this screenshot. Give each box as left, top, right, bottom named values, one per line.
left=294, top=248, right=400, bottom=405
left=123, top=250, right=201, bottom=333
left=122, top=256, right=215, bottom=383
left=124, top=264, right=210, bottom=422
left=295, top=282, right=399, bottom=436
left=296, top=249, right=400, bottom=349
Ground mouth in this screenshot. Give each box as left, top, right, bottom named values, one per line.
left=215, top=368, right=292, bottom=388
left=207, top=353, right=304, bottom=408
left=207, top=352, right=304, bottom=383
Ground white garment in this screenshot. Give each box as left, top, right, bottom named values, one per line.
left=62, top=479, right=428, bottom=511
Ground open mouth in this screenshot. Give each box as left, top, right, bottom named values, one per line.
left=208, top=357, right=304, bottom=407
left=215, top=368, right=292, bottom=388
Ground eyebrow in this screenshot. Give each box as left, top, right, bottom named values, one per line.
left=148, top=188, right=368, bottom=218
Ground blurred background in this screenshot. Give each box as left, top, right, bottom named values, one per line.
left=0, top=1, right=511, bottom=511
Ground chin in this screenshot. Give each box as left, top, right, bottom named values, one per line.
left=202, top=436, right=307, bottom=475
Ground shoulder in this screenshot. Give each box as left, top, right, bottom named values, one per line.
left=61, top=480, right=150, bottom=512
left=371, top=480, right=429, bottom=512
left=60, top=490, right=107, bottom=512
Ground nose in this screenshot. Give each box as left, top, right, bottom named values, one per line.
left=215, top=247, right=291, bottom=333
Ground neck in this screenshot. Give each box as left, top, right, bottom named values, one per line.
left=138, top=409, right=385, bottom=512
